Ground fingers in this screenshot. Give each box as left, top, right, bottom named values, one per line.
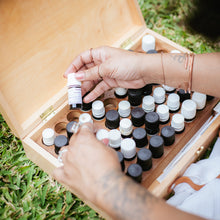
left=83, top=80, right=112, bottom=103
left=101, top=138, right=109, bottom=145
left=79, top=123, right=94, bottom=134
left=69, top=122, right=94, bottom=146
left=53, top=166, right=65, bottom=182
left=75, top=64, right=104, bottom=81
left=81, top=81, right=96, bottom=97
left=64, top=49, right=96, bottom=77
left=64, top=63, right=78, bottom=77
left=53, top=165, right=74, bottom=188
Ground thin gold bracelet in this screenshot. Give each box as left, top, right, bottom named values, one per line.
left=184, top=53, right=195, bottom=93
left=160, top=52, right=165, bottom=85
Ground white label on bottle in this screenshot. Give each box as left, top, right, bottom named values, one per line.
left=68, top=88, right=82, bottom=105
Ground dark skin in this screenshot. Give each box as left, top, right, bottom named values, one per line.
left=54, top=47, right=220, bottom=220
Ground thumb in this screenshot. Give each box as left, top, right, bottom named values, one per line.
left=75, top=64, right=106, bottom=81
left=79, top=122, right=94, bottom=134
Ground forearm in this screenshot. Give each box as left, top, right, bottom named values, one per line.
left=95, top=170, right=203, bottom=220
left=141, top=52, right=220, bottom=97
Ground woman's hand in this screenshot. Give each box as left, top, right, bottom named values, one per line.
left=64, top=46, right=148, bottom=103
left=53, top=123, right=121, bottom=202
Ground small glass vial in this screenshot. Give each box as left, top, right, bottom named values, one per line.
left=67, top=73, right=82, bottom=109
left=153, top=87, right=166, bottom=104
left=142, top=95, right=155, bottom=113
left=142, top=35, right=156, bottom=52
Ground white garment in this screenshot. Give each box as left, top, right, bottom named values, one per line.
left=167, top=137, right=220, bottom=220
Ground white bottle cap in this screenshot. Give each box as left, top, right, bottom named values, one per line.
left=92, top=100, right=105, bottom=118
left=170, top=50, right=181, bottom=53
left=108, top=129, right=121, bottom=148
left=142, top=35, right=156, bottom=52
left=153, top=87, right=166, bottom=104
left=42, top=128, right=56, bottom=146
left=67, top=73, right=81, bottom=87
left=167, top=93, right=180, bottom=111
left=171, top=113, right=185, bottom=132
left=142, top=95, right=155, bottom=113
left=181, top=99, right=197, bottom=120
left=79, top=113, right=93, bottom=125
left=192, top=92, right=207, bottom=110
left=162, top=84, right=176, bottom=92
left=119, top=118, right=133, bottom=136
left=121, top=138, right=136, bottom=159
left=115, top=88, right=127, bottom=96
left=156, top=104, right=169, bottom=122
left=96, top=129, right=109, bottom=141
left=118, top=100, right=131, bottom=117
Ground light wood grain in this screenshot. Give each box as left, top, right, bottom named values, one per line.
left=148, top=114, right=220, bottom=198
left=1, top=1, right=218, bottom=217
left=23, top=136, right=112, bottom=219
left=0, top=0, right=145, bottom=139
left=27, top=86, right=219, bottom=196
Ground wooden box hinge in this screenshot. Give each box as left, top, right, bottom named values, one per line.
left=40, top=106, right=56, bottom=122
left=120, top=38, right=133, bottom=49
left=120, top=26, right=146, bottom=49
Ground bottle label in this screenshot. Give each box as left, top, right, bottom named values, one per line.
left=68, top=88, right=82, bottom=105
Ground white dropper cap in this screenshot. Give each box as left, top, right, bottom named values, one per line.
left=121, top=138, right=136, bottom=159
left=142, top=35, right=156, bottom=52
left=42, top=128, right=56, bottom=146
left=153, top=87, right=166, bottom=104
left=115, top=88, right=127, bottom=96
left=192, top=92, right=207, bottom=110
left=92, top=100, right=105, bottom=118
left=67, top=73, right=81, bottom=87
left=119, top=118, right=133, bottom=136
left=108, top=129, right=121, bottom=149
left=181, top=99, right=197, bottom=120
left=79, top=113, right=93, bottom=125
left=167, top=93, right=180, bottom=111
left=171, top=114, right=185, bottom=132
left=162, top=84, right=176, bottom=92
left=170, top=50, right=181, bottom=53
left=156, top=104, right=169, bottom=122
left=118, top=100, right=131, bottom=117
left=142, top=95, right=155, bottom=113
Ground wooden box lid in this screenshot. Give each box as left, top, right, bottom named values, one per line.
left=0, top=0, right=146, bottom=138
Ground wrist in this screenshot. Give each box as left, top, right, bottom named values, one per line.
left=93, top=169, right=124, bottom=207
left=139, top=53, right=164, bottom=85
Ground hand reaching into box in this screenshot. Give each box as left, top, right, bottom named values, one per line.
left=64, top=46, right=220, bottom=102
left=53, top=123, right=202, bottom=220
left=64, top=46, right=148, bottom=103
left=53, top=123, right=121, bottom=202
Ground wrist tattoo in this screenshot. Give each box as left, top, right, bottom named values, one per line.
left=97, top=170, right=158, bottom=220
left=170, top=53, right=186, bottom=64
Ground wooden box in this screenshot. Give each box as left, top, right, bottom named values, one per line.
left=0, top=0, right=219, bottom=216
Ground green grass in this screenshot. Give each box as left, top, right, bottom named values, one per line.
left=0, top=115, right=101, bottom=219
left=138, top=0, right=219, bottom=53
left=0, top=1, right=219, bottom=219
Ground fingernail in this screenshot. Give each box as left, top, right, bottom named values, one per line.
left=101, top=138, right=109, bottom=145
left=63, top=66, right=73, bottom=77
left=75, top=72, right=85, bottom=80
left=83, top=96, right=91, bottom=103
left=83, top=94, right=95, bottom=103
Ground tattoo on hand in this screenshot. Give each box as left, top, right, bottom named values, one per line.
left=170, top=54, right=186, bottom=64
left=97, top=170, right=158, bottom=220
